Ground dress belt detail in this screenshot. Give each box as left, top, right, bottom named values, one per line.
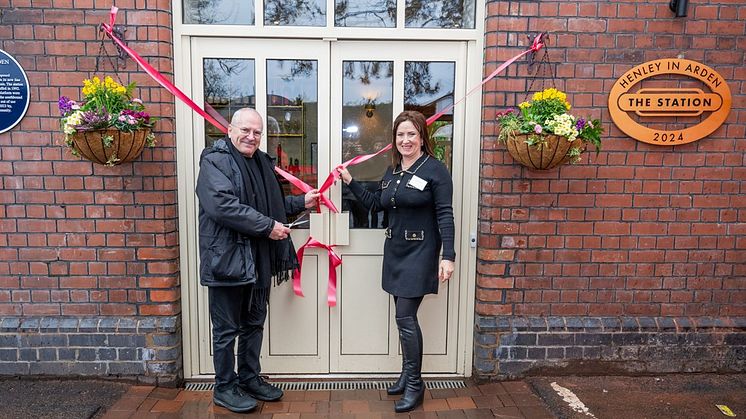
left=384, top=228, right=424, bottom=241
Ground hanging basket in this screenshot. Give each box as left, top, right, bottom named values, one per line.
left=504, top=133, right=585, bottom=170
left=69, top=128, right=150, bottom=166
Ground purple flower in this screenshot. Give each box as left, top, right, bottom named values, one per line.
left=77, top=109, right=110, bottom=130
left=576, top=118, right=586, bottom=131
left=58, top=96, right=74, bottom=116
left=534, top=124, right=542, bottom=134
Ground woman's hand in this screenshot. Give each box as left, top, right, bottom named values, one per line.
left=304, top=189, right=320, bottom=208
left=336, top=166, right=352, bottom=185
left=439, top=260, right=455, bottom=282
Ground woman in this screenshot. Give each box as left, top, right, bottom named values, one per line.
left=337, top=110, right=455, bottom=412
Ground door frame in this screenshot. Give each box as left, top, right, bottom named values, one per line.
left=176, top=36, right=482, bottom=380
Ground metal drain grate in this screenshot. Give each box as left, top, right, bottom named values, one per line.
left=185, top=380, right=466, bottom=392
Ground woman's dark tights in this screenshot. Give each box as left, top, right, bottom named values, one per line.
left=394, top=296, right=423, bottom=319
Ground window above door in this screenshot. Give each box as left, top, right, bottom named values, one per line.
left=178, top=0, right=483, bottom=39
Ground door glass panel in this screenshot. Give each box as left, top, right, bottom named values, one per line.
left=184, top=0, right=255, bottom=24
left=265, top=0, right=325, bottom=26
left=335, top=0, right=396, bottom=27
left=404, top=61, right=455, bottom=172
left=202, top=58, right=256, bottom=147
left=341, top=61, right=393, bottom=229
left=266, top=59, right=319, bottom=224
left=405, top=0, right=475, bottom=29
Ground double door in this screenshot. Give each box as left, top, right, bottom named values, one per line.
left=188, top=38, right=467, bottom=375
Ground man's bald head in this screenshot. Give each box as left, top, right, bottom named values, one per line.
left=228, top=108, right=264, bottom=158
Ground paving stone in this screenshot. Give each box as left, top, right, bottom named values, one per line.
left=262, top=401, right=291, bottom=413
left=476, top=382, right=507, bottom=395
left=422, top=398, right=450, bottom=412
left=435, top=410, right=467, bottom=419
left=464, top=408, right=497, bottom=419
left=446, top=396, right=476, bottom=410
left=288, top=401, right=317, bottom=413
left=471, top=394, right=502, bottom=409
left=303, top=390, right=330, bottom=401
left=341, top=399, right=369, bottom=414
left=491, top=406, right=523, bottom=418
left=429, top=388, right=457, bottom=399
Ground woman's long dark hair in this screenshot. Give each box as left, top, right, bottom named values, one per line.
left=391, top=110, right=435, bottom=167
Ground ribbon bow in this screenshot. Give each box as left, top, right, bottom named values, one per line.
left=293, top=237, right=342, bottom=306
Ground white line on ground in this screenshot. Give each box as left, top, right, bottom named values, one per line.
left=550, top=381, right=597, bottom=418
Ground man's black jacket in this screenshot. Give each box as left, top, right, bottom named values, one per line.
left=196, top=139, right=305, bottom=287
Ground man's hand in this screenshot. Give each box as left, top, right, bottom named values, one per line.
left=269, top=221, right=291, bottom=240
left=304, top=189, right=321, bottom=209
left=439, top=260, right=455, bottom=282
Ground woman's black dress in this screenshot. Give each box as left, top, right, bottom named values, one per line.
left=348, top=154, right=456, bottom=298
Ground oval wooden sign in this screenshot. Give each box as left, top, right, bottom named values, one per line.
left=608, top=58, right=731, bottom=146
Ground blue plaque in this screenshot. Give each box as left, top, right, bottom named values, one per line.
left=0, top=49, right=30, bottom=134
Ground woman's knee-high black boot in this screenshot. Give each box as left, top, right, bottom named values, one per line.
left=387, top=320, right=410, bottom=395
left=387, top=371, right=406, bottom=395
left=394, top=316, right=424, bottom=412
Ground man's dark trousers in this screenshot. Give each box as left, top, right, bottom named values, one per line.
left=209, top=285, right=269, bottom=391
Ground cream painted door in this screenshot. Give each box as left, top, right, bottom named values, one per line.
left=190, top=38, right=332, bottom=375
left=329, top=41, right=466, bottom=373
left=189, top=38, right=465, bottom=375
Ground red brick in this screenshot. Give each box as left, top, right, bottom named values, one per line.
left=100, top=304, right=137, bottom=316
left=139, top=304, right=179, bottom=316
left=149, top=290, right=179, bottom=303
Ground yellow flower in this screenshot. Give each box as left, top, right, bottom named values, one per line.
left=518, top=101, right=530, bottom=109
left=103, top=76, right=126, bottom=94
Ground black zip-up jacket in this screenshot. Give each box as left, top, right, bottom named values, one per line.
left=196, top=139, right=305, bottom=287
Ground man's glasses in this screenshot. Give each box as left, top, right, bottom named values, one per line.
left=231, top=125, right=263, bottom=138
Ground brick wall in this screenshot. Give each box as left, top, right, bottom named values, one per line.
left=476, top=0, right=746, bottom=379
left=0, top=0, right=181, bottom=385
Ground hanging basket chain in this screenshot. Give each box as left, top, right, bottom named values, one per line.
left=95, top=25, right=127, bottom=87
left=525, top=33, right=557, bottom=100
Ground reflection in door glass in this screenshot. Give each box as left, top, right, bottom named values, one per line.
left=404, top=61, right=455, bottom=172
left=265, top=0, right=325, bottom=26
left=335, top=0, right=396, bottom=27
left=405, top=0, right=475, bottom=29
left=203, top=59, right=255, bottom=147
left=341, top=61, right=393, bottom=229
left=266, top=59, right=319, bottom=225
left=184, top=0, right=255, bottom=24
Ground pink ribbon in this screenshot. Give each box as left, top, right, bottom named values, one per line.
left=425, top=32, right=546, bottom=125
left=293, top=237, right=342, bottom=306
left=101, top=6, right=229, bottom=134
left=275, top=166, right=338, bottom=213
left=319, top=144, right=393, bottom=196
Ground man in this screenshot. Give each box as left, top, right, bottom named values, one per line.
left=196, top=108, right=319, bottom=413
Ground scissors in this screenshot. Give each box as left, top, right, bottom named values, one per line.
left=283, top=211, right=311, bottom=228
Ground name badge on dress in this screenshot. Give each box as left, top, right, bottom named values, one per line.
left=407, top=175, right=428, bottom=191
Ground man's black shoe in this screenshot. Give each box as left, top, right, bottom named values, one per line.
left=240, top=376, right=284, bottom=401
left=213, top=384, right=258, bottom=413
